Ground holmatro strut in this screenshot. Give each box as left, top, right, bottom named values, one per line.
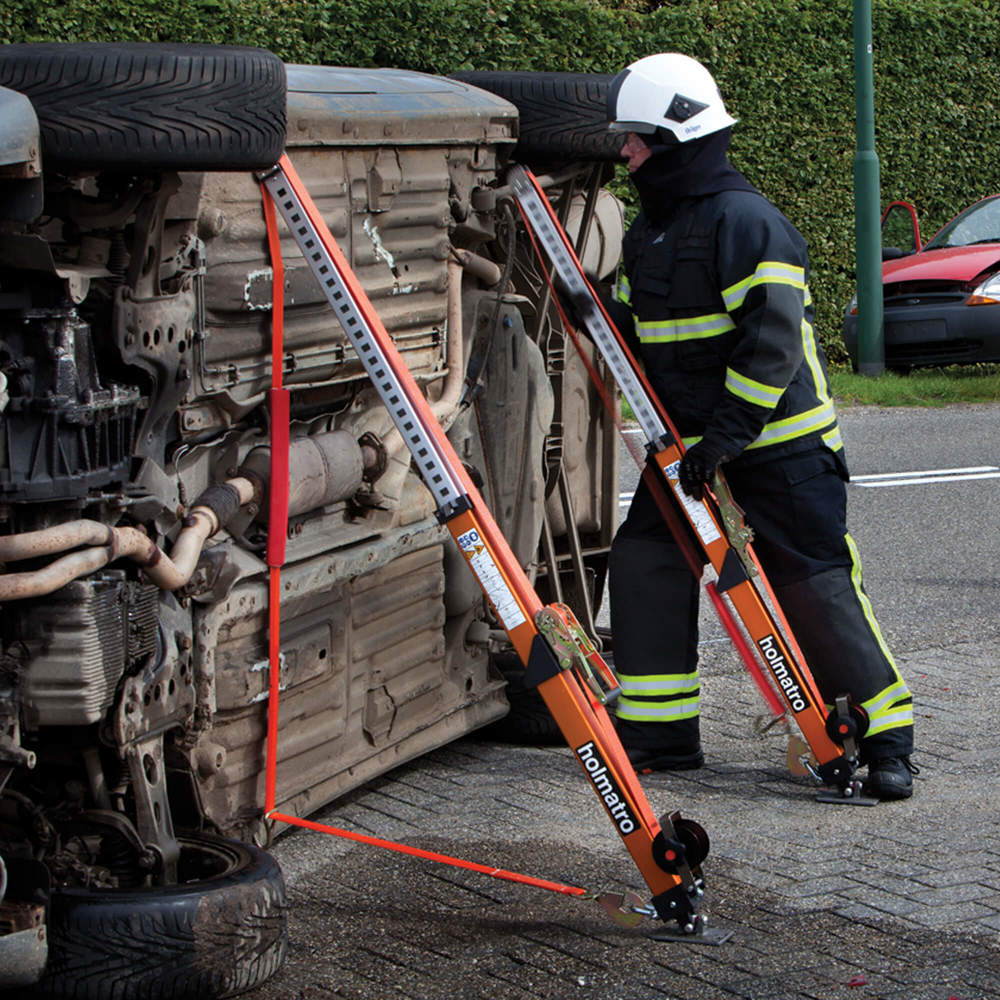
left=507, top=165, right=873, bottom=806
left=258, top=155, right=729, bottom=940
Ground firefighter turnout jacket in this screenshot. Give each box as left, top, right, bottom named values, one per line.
left=616, top=189, right=842, bottom=465
left=609, top=186, right=915, bottom=760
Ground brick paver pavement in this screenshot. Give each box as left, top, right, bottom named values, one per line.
left=259, top=634, right=1000, bottom=1000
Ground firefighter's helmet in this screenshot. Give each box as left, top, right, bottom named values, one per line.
left=607, top=53, right=736, bottom=143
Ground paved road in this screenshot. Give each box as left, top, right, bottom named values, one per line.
left=257, top=404, right=1000, bottom=1000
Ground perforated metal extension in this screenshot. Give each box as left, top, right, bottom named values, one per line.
left=509, top=167, right=668, bottom=445
left=261, top=168, right=466, bottom=514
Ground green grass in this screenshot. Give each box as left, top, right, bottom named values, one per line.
left=618, top=364, right=1000, bottom=421
left=829, top=364, right=1000, bottom=407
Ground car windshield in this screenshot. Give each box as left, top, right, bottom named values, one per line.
left=923, top=196, right=1000, bottom=250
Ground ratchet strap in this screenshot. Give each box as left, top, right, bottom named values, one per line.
left=260, top=181, right=290, bottom=815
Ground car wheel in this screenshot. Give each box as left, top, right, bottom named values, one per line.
left=0, top=43, right=286, bottom=171
left=34, top=832, right=287, bottom=1000
left=449, top=71, right=622, bottom=162
left=484, top=651, right=565, bottom=745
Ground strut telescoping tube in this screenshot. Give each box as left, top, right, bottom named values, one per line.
left=507, top=165, right=871, bottom=804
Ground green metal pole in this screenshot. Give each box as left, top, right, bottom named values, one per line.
left=854, top=0, right=884, bottom=375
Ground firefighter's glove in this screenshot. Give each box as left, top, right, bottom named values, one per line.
left=552, top=274, right=590, bottom=333
left=678, top=440, right=729, bottom=500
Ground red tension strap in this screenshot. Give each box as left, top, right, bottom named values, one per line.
left=261, top=182, right=291, bottom=814
left=268, top=811, right=587, bottom=897
left=261, top=186, right=291, bottom=570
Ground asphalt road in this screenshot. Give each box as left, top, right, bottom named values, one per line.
left=834, top=404, right=999, bottom=649
left=609, top=403, right=1000, bottom=648
left=256, top=403, right=1000, bottom=1000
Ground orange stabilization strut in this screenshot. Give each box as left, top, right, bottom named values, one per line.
left=257, top=155, right=712, bottom=932
left=509, top=165, right=862, bottom=797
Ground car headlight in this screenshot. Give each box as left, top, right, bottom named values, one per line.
left=966, top=272, right=1000, bottom=306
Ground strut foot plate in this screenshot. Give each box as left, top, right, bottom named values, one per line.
left=815, top=780, right=879, bottom=806
left=651, top=922, right=734, bottom=946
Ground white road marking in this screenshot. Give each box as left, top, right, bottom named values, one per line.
left=851, top=466, right=1000, bottom=488
left=617, top=465, right=1000, bottom=504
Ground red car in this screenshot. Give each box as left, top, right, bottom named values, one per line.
left=842, top=194, right=1000, bottom=369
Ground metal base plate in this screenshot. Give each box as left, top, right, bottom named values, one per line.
left=816, top=785, right=879, bottom=806
left=650, top=924, right=734, bottom=946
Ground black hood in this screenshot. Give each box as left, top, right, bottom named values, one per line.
left=631, top=128, right=757, bottom=222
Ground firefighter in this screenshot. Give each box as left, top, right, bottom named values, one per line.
left=603, top=53, right=917, bottom=799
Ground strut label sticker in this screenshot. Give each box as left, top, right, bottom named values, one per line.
left=757, top=634, right=809, bottom=712
left=575, top=741, right=638, bottom=835
left=455, top=528, right=526, bottom=631
left=664, top=461, right=722, bottom=544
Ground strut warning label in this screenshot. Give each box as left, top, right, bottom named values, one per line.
left=456, top=528, right=526, bottom=631
left=664, top=460, right=722, bottom=544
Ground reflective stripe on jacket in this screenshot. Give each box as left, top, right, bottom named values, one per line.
left=617, top=189, right=840, bottom=462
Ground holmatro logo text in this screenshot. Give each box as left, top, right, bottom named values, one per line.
left=575, top=741, right=638, bottom=835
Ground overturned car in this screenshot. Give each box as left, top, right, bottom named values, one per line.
left=0, top=44, right=623, bottom=996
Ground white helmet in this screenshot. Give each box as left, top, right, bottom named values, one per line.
left=607, top=53, right=736, bottom=143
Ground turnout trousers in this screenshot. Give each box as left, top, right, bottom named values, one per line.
left=609, top=445, right=914, bottom=763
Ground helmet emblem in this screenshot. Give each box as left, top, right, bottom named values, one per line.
left=665, top=93, right=708, bottom=123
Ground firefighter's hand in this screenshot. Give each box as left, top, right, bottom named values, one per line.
left=678, top=440, right=728, bottom=500
left=553, top=274, right=591, bottom=333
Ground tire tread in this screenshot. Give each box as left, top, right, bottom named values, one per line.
left=450, top=71, right=621, bottom=162
left=0, top=43, right=286, bottom=170
left=34, top=835, right=287, bottom=1000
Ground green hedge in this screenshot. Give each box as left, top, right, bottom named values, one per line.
left=4, top=0, right=1000, bottom=363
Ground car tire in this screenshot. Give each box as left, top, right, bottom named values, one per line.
left=34, top=832, right=287, bottom=1000
left=484, top=651, right=565, bottom=745
left=0, top=43, right=286, bottom=171
left=449, top=71, right=622, bottom=162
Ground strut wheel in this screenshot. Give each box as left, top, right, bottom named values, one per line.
left=652, top=817, right=709, bottom=873
left=673, top=817, right=710, bottom=870
left=825, top=702, right=870, bottom=745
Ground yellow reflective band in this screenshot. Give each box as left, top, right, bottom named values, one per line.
left=862, top=679, right=911, bottom=718
left=725, top=367, right=785, bottom=408
left=744, top=400, right=837, bottom=449
left=845, top=533, right=906, bottom=685
left=617, top=672, right=700, bottom=696
left=822, top=425, right=844, bottom=452
left=722, top=261, right=806, bottom=310
left=616, top=273, right=631, bottom=306
left=616, top=696, right=701, bottom=722
left=801, top=317, right=834, bottom=410
left=637, top=312, right=736, bottom=343
left=863, top=680, right=914, bottom=735
left=865, top=709, right=914, bottom=736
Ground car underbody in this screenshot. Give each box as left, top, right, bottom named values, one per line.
left=0, top=45, right=623, bottom=996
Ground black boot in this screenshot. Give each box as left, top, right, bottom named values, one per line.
left=625, top=745, right=705, bottom=774
left=865, top=756, right=919, bottom=800
left=614, top=718, right=703, bottom=774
